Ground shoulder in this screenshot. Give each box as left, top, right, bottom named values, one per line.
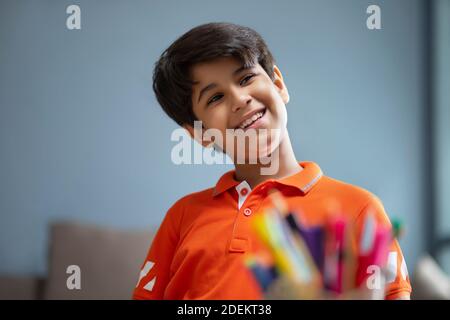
left=317, top=175, right=386, bottom=220
left=163, top=186, right=216, bottom=227
left=319, top=175, right=380, bottom=203
left=169, top=187, right=216, bottom=211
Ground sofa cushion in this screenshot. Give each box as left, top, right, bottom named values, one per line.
left=0, top=276, right=44, bottom=300
left=411, top=255, right=450, bottom=300
left=43, top=221, right=155, bottom=299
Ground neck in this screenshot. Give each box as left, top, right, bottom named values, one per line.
left=233, top=131, right=302, bottom=189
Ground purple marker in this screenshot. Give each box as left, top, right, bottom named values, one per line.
left=284, top=212, right=325, bottom=273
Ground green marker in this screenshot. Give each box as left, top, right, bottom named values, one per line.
left=391, top=218, right=404, bottom=239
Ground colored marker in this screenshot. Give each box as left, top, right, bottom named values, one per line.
left=284, top=211, right=325, bottom=272
left=323, top=216, right=346, bottom=294
left=356, top=213, right=393, bottom=288
left=391, top=218, right=404, bottom=239
left=244, top=256, right=278, bottom=291
left=252, top=213, right=295, bottom=278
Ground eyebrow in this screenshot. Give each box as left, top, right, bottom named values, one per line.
left=196, top=65, right=252, bottom=103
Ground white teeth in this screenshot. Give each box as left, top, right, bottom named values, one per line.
left=238, top=110, right=264, bottom=129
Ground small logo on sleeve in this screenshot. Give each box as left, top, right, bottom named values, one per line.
left=136, top=260, right=157, bottom=291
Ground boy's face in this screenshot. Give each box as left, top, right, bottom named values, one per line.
left=186, top=57, right=290, bottom=162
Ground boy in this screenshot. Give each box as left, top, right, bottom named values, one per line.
left=133, top=22, right=412, bottom=300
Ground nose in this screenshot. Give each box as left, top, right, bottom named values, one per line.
left=230, top=88, right=252, bottom=113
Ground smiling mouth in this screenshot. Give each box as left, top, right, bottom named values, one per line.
left=236, top=108, right=267, bottom=129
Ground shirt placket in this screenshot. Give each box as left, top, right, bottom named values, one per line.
left=228, top=181, right=271, bottom=253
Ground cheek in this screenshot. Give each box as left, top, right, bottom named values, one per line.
left=259, top=88, right=287, bottom=127
left=202, top=107, right=229, bottom=133
left=254, top=81, right=284, bottom=108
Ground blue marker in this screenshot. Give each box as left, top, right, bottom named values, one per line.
left=245, top=257, right=278, bottom=291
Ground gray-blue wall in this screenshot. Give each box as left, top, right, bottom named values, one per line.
left=434, top=0, right=450, bottom=274
left=0, top=0, right=426, bottom=276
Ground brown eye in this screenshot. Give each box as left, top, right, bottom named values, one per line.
left=240, top=74, right=255, bottom=86
left=207, top=94, right=223, bottom=105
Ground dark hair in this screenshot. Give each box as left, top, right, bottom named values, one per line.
left=152, top=22, right=276, bottom=126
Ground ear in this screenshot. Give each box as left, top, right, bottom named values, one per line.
left=183, top=123, right=214, bottom=148
left=272, top=65, right=290, bottom=104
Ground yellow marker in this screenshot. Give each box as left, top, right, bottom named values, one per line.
left=252, top=213, right=295, bottom=279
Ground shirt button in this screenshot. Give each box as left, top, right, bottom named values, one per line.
left=243, top=208, right=252, bottom=216
left=240, top=188, right=248, bottom=196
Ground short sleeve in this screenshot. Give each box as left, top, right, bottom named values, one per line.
left=132, top=200, right=182, bottom=300
left=354, top=195, right=412, bottom=300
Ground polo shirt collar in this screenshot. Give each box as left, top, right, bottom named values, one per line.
left=212, top=161, right=323, bottom=197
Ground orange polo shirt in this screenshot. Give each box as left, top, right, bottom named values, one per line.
left=133, top=161, right=412, bottom=300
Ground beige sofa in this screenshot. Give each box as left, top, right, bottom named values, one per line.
left=0, top=221, right=155, bottom=300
